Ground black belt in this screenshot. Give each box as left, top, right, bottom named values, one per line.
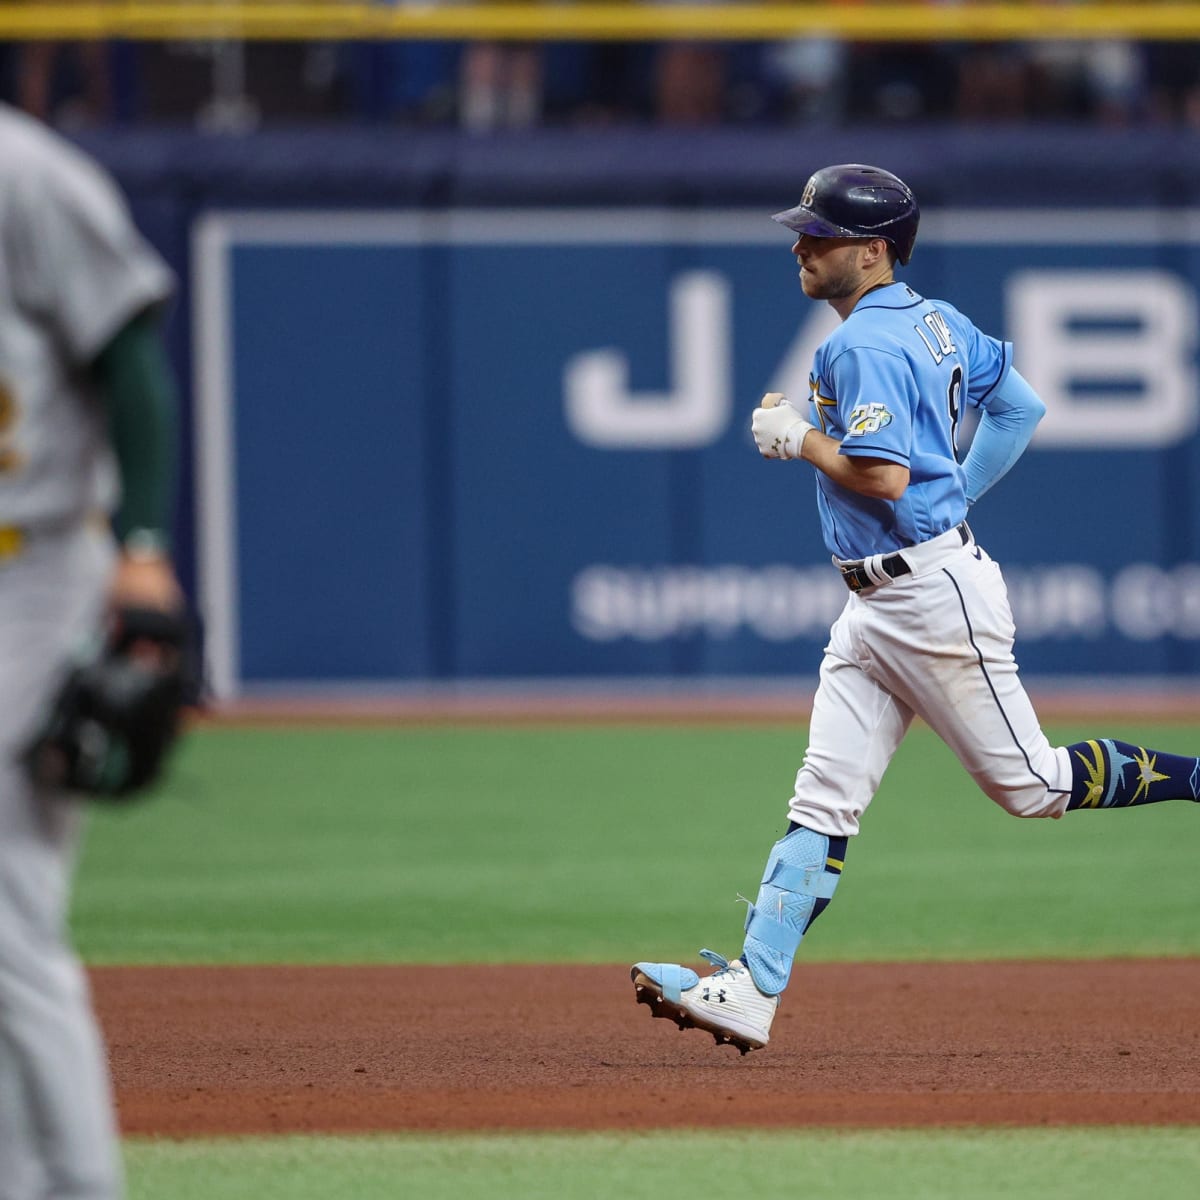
left=838, top=522, right=970, bottom=593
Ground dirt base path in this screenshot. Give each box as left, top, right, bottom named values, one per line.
left=91, top=959, right=1200, bottom=1136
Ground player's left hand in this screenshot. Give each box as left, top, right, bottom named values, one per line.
left=110, top=551, right=185, bottom=616
left=22, top=546, right=200, bottom=801
left=752, top=395, right=815, bottom=460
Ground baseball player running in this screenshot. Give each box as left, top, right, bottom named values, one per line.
left=0, top=103, right=182, bottom=1197
left=632, top=164, right=1200, bottom=1055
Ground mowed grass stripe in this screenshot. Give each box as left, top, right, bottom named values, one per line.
left=74, top=723, right=1200, bottom=964
left=123, top=1128, right=1200, bottom=1199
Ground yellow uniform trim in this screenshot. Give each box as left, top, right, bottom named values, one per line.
left=0, top=526, right=26, bottom=561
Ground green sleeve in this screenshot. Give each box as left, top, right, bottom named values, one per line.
left=92, top=308, right=180, bottom=550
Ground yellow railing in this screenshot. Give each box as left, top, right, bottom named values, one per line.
left=2, top=3, right=1200, bottom=43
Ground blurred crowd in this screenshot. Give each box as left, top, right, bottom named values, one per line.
left=2, top=36, right=1200, bottom=132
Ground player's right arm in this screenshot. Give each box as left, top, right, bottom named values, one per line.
left=795, top=429, right=909, bottom=500
left=750, top=398, right=909, bottom=499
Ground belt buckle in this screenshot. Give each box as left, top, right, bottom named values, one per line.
left=840, top=562, right=865, bottom=592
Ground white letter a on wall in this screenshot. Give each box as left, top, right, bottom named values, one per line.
left=564, top=270, right=731, bottom=449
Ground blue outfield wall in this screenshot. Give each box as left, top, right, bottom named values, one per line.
left=74, top=125, right=1200, bottom=694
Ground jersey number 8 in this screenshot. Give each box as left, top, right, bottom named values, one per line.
left=947, top=364, right=964, bottom=457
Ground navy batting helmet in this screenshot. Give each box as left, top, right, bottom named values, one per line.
left=772, top=164, right=920, bottom=265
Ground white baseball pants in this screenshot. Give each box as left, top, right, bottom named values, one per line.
left=789, top=525, right=1073, bottom=838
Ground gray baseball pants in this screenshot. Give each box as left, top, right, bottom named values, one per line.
left=0, top=521, right=122, bottom=1200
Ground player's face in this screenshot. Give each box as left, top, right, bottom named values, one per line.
left=792, top=235, right=873, bottom=300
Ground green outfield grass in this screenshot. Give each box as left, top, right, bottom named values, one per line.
left=123, top=1128, right=1200, bottom=1199
left=72, top=721, right=1200, bottom=1197
left=73, top=721, right=1200, bottom=964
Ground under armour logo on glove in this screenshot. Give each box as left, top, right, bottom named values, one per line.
left=752, top=393, right=815, bottom=460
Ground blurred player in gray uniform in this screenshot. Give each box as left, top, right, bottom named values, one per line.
left=0, top=102, right=183, bottom=1198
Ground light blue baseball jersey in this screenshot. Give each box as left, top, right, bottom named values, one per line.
left=807, top=281, right=1011, bottom=559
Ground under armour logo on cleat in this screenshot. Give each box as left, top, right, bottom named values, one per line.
left=702, top=988, right=727, bottom=1003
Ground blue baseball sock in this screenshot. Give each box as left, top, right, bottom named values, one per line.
left=738, top=823, right=848, bottom=995
left=1066, top=738, right=1200, bottom=810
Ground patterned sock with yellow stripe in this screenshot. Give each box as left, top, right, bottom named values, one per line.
left=1066, top=739, right=1200, bottom=811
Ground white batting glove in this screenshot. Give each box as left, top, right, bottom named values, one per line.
left=751, top=394, right=815, bottom=460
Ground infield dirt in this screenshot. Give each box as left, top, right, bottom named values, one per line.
left=93, top=959, right=1200, bottom=1135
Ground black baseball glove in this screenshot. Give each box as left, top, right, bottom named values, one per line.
left=24, top=605, right=201, bottom=801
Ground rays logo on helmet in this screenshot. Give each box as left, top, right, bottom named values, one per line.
left=772, top=165, right=921, bottom=265
left=846, top=403, right=894, bottom=436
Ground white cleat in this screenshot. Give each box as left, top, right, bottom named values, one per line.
left=630, top=949, right=779, bottom=1054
